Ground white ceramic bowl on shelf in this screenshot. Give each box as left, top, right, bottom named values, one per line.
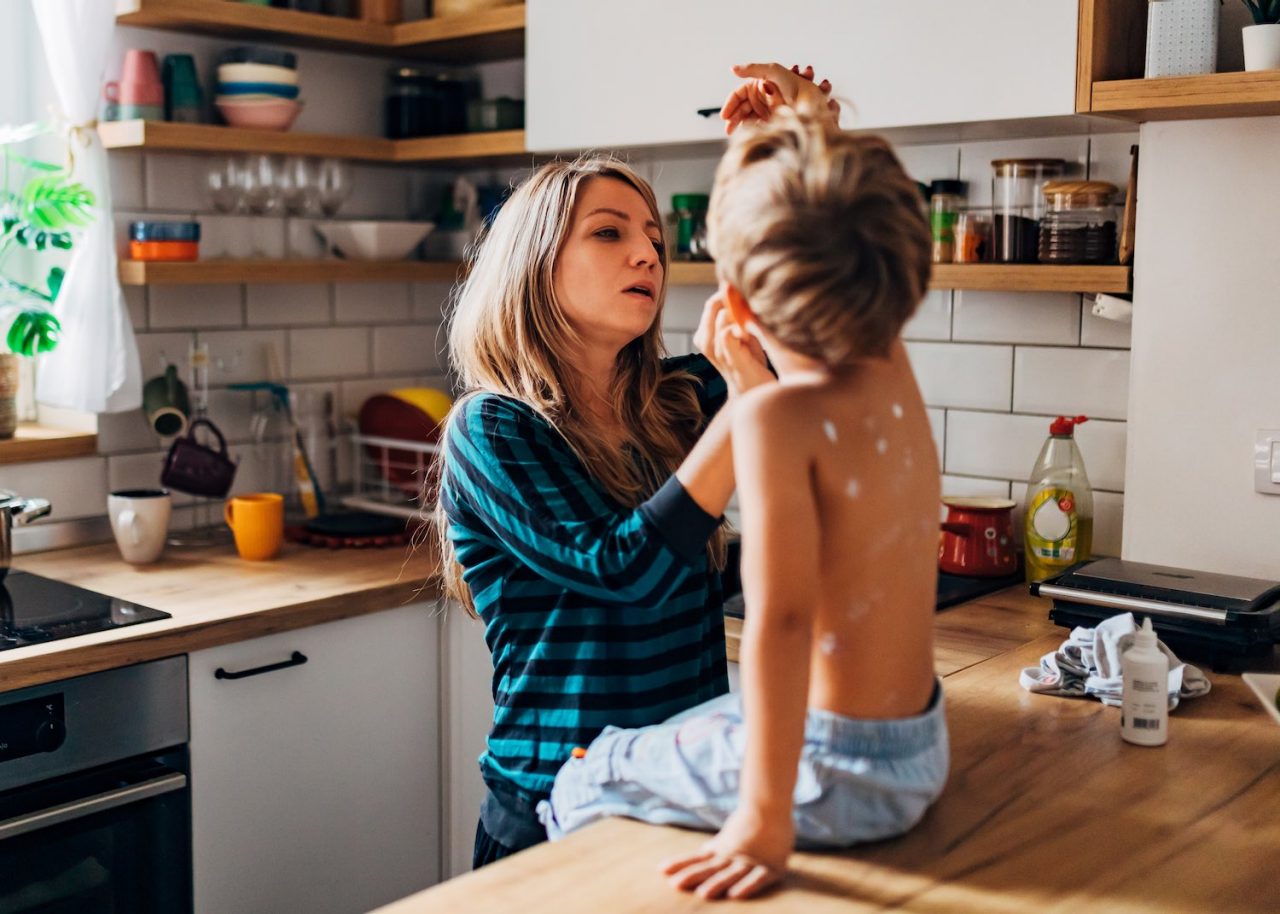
left=314, top=221, right=436, bottom=261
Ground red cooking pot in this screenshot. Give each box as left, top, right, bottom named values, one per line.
left=939, top=496, right=1017, bottom=577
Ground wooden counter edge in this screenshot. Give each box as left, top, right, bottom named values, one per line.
left=1, top=577, right=441, bottom=693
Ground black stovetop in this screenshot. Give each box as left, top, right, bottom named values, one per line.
left=0, top=571, right=171, bottom=652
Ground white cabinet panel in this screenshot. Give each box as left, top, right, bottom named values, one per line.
left=189, top=604, right=440, bottom=914
left=527, top=0, right=1078, bottom=152
left=440, top=603, right=494, bottom=879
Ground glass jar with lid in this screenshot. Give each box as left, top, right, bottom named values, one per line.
left=1037, top=180, right=1119, bottom=264
left=672, top=193, right=710, bottom=261
left=990, top=158, right=1066, bottom=263
left=384, top=67, right=442, bottom=139
left=928, top=179, right=967, bottom=264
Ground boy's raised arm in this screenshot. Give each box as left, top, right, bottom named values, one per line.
left=662, top=387, right=820, bottom=900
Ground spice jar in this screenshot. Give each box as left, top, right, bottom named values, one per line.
left=672, top=193, right=710, bottom=261
left=928, top=179, right=966, bottom=264
left=990, top=158, right=1066, bottom=263
left=1037, top=181, right=1119, bottom=264
left=953, top=208, right=992, bottom=264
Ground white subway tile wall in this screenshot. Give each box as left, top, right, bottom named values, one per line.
left=644, top=132, right=1135, bottom=556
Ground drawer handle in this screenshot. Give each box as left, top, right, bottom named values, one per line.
left=215, top=651, right=308, bottom=681
left=696, top=107, right=720, bottom=118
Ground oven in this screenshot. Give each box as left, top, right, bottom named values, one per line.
left=0, top=656, right=190, bottom=914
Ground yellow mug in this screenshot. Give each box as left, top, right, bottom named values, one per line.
left=224, top=493, right=284, bottom=561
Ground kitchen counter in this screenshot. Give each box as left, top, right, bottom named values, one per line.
left=2, top=540, right=439, bottom=692
left=373, top=588, right=1280, bottom=914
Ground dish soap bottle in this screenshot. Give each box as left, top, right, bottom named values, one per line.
left=1121, top=617, right=1169, bottom=746
left=1024, top=415, right=1093, bottom=583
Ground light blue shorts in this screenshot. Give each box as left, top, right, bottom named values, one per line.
left=537, top=681, right=949, bottom=848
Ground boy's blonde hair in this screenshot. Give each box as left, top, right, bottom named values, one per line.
left=431, top=155, right=724, bottom=613
left=708, top=113, right=931, bottom=365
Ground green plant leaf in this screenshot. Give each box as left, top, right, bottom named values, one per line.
left=21, top=176, right=95, bottom=230
left=5, top=309, right=60, bottom=356
left=45, top=267, right=65, bottom=301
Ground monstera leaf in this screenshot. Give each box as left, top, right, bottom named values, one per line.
left=5, top=309, right=61, bottom=356
left=21, top=175, right=95, bottom=230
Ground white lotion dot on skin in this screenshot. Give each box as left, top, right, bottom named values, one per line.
left=892, top=403, right=904, bottom=419
left=819, top=633, right=839, bottom=655
left=846, top=478, right=860, bottom=498
left=904, top=448, right=914, bottom=469
left=823, top=420, right=838, bottom=443
left=876, top=438, right=889, bottom=455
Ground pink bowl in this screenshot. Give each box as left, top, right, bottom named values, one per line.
left=215, top=98, right=303, bottom=131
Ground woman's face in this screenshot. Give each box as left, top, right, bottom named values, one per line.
left=554, top=176, right=665, bottom=355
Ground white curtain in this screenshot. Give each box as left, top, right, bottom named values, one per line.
left=32, top=0, right=142, bottom=413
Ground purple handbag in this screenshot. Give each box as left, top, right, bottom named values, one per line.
left=161, top=417, right=237, bottom=498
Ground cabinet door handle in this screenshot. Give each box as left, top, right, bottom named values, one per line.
left=696, top=107, right=720, bottom=118
left=215, top=651, right=308, bottom=681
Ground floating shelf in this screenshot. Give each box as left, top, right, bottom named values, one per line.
left=99, top=121, right=529, bottom=165
left=115, top=0, right=525, bottom=62
left=1090, top=71, right=1280, bottom=122
left=667, top=262, right=1131, bottom=293
left=118, top=259, right=463, bottom=286
left=0, top=425, right=98, bottom=466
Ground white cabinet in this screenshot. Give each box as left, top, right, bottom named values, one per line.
left=188, top=604, right=440, bottom=914
left=439, top=602, right=495, bottom=880
left=527, top=0, right=1079, bottom=152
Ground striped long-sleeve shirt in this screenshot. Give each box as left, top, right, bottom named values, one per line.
left=440, top=354, right=730, bottom=803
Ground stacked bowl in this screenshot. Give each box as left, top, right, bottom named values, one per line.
left=215, top=48, right=303, bottom=131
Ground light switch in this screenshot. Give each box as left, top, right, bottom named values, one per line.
left=1255, top=430, right=1280, bottom=495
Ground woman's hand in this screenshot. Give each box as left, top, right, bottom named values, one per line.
left=694, top=289, right=772, bottom=398
left=660, top=807, right=793, bottom=900
left=719, top=63, right=840, bottom=135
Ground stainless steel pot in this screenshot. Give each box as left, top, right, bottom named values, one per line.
left=0, top=489, right=52, bottom=581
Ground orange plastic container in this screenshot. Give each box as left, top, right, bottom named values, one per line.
left=129, top=240, right=199, bottom=262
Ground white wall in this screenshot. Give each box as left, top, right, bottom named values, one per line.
left=1123, top=117, right=1280, bottom=579
left=646, top=128, right=1136, bottom=556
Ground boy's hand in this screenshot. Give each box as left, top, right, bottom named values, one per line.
left=720, top=63, right=840, bottom=135
left=694, top=290, right=772, bottom=398
left=660, top=808, right=793, bottom=900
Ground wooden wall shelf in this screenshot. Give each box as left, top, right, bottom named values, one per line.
left=667, top=262, right=1131, bottom=293
left=1091, top=71, right=1280, bottom=122
left=116, top=0, right=525, bottom=62
left=0, top=425, right=98, bottom=466
left=119, top=259, right=464, bottom=286
left=99, top=121, right=528, bottom=165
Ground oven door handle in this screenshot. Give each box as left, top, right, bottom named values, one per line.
left=0, top=770, right=187, bottom=841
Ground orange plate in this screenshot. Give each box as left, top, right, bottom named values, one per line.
left=129, top=240, right=199, bottom=262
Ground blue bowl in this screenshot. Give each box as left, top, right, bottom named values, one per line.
left=216, top=81, right=300, bottom=99
left=217, top=47, right=298, bottom=69
left=130, top=220, right=201, bottom=242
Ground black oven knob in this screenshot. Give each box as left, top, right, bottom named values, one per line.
left=35, top=718, right=65, bottom=753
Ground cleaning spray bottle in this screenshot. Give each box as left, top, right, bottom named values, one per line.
left=1121, top=617, right=1169, bottom=747
left=1024, top=415, right=1093, bottom=583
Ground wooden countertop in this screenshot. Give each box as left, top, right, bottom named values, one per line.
left=374, top=588, right=1280, bottom=914
left=2, top=540, right=438, bottom=692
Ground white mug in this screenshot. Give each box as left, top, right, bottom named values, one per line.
left=108, top=489, right=172, bottom=564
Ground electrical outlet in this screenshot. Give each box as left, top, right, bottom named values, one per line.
left=1254, top=429, right=1280, bottom=495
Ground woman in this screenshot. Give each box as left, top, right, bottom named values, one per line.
left=434, top=63, right=835, bottom=869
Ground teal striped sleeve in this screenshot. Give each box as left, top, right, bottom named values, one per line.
left=442, top=394, right=719, bottom=605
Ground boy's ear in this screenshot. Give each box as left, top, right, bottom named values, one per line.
left=722, top=283, right=756, bottom=329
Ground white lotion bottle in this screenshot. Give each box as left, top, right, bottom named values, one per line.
left=1121, top=617, right=1169, bottom=746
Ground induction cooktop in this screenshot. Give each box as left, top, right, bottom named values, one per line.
left=0, top=571, right=171, bottom=652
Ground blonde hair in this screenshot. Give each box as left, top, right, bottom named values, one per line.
left=431, top=155, right=725, bottom=613
left=708, top=112, right=931, bottom=364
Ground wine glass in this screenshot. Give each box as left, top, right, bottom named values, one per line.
left=241, top=154, right=284, bottom=217
left=316, top=157, right=352, bottom=218
left=205, top=157, right=246, bottom=214
left=279, top=156, right=320, bottom=217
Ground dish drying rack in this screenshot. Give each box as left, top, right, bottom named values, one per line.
left=342, top=427, right=439, bottom=519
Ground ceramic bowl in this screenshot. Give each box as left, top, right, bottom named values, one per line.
left=314, top=221, right=435, bottom=261
left=217, top=46, right=297, bottom=69
left=1243, top=672, right=1280, bottom=727
left=215, top=98, right=303, bottom=131
left=217, top=81, right=300, bottom=99
left=217, top=62, right=299, bottom=86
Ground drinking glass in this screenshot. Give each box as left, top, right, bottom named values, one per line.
left=242, top=154, right=284, bottom=217
left=316, top=158, right=352, bottom=217
left=205, top=157, right=246, bottom=214
left=279, top=156, right=320, bottom=216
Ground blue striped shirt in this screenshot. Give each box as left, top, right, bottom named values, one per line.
left=440, top=355, right=730, bottom=802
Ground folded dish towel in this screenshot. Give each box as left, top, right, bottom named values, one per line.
left=1019, top=612, right=1211, bottom=709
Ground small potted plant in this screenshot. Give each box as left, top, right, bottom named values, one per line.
left=0, top=144, right=94, bottom=438
left=1243, top=1, right=1280, bottom=70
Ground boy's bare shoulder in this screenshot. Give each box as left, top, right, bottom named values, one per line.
left=733, top=381, right=830, bottom=441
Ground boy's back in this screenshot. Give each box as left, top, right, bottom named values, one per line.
left=735, top=340, right=939, bottom=721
